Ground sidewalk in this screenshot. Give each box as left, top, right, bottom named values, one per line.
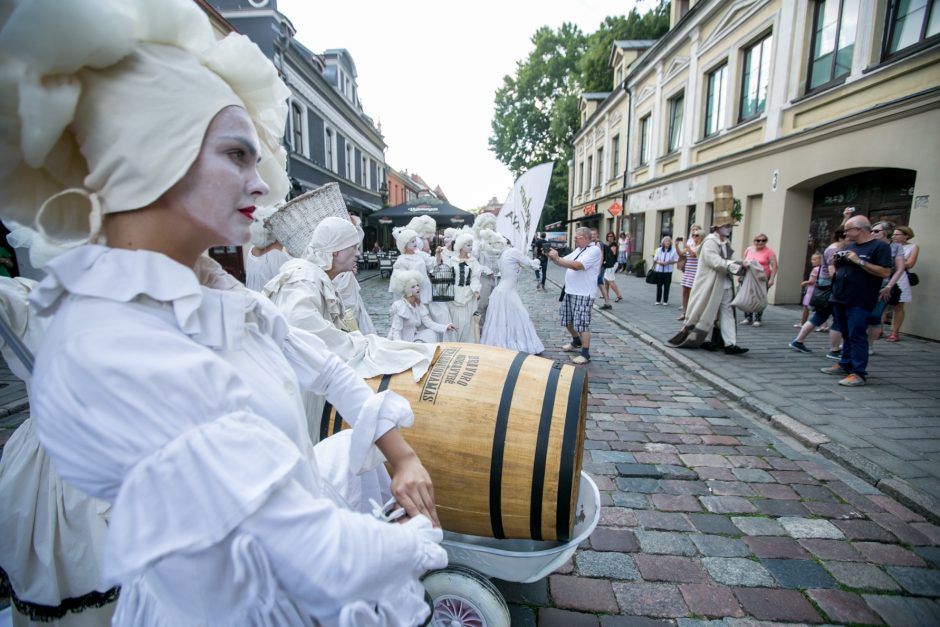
left=544, top=263, right=940, bottom=522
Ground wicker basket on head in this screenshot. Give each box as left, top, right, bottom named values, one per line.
left=264, top=183, right=350, bottom=257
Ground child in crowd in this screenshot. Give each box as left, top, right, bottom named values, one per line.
left=796, top=253, right=821, bottom=327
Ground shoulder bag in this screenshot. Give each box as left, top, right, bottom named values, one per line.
left=907, top=270, right=919, bottom=287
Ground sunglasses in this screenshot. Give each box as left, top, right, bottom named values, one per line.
left=871, top=229, right=883, bottom=233
left=754, top=239, right=767, bottom=243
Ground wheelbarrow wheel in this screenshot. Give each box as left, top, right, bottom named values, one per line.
left=422, top=566, right=510, bottom=627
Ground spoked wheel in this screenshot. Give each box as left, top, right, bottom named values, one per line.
left=422, top=566, right=510, bottom=627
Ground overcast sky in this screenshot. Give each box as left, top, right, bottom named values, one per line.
left=277, top=0, right=659, bottom=210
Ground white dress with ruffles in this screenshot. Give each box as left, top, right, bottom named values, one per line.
left=444, top=255, right=483, bottom=344
left=480, top=248, right=544, bottom=354
left=245, top=247, right=292, bottom=292
left=30, top=246, right=444, bottom=627
left=390, top=253, right=454, bottom=341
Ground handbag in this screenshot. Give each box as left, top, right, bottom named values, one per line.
left=809, top=283, right=831, bottom=310
left=677, top=253, right=687, bottom=272
left=907, top=271, right=919, bottom=287
left=645, top=269, right=656, bottom=284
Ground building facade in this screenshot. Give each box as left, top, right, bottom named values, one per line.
left=569, top=0, right=940, bottom=339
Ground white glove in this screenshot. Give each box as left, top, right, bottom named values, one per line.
left=404, top=514, right=448, bottom=574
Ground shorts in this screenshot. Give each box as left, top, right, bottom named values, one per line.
left=809, top=305, right=841, bottom=332
left=560, top=293, right=594, bottom=332
left=597, top=269, right=605, bottom=286
left=603, top=267, right=617, bottom=282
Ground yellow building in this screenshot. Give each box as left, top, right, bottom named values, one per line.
left=569, top=0, right=940, bottom=339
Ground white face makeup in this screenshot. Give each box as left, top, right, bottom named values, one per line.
left=719, top=226, right=732, bottom=237
left=331, top=244, right=358, bottom=273
left=461, top=241, right=473, bottom=255
left=406, top=280, right=421, bottom=298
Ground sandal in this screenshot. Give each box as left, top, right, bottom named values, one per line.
left=615, top=296, right=622, bottom=302
left=887, top=332, right=900, bottom=342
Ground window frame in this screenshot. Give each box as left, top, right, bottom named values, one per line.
left=596, top=146, right=604, bottom=186
left=739, top=32, right=774, bottom=123
left=611, top=134, right=621, bottom=178
left=324, top=127, right=335, bottom=171
left=704, top=63, right=728, bottom=138
left=806, top=0, right=859, bottom=94
left=290, top=102, right=305, bottom=155
left=587, top=155, right=594, bottom=190
left=882, top=0, right=940, bottom=60
left=638, top=114, right=651, bottom=166
left=667, top=92, right=684, bottom=153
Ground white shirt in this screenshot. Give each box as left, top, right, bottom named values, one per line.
left=245, top=246, right=291, bottom=292
left=30, top=246, right=444, bottom=626
left=654, top=246, right=679, bottom=272
left=562, top=245, right=602, bottom=296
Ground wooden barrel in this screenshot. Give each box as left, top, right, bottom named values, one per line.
left=319, top=343, right=588, bottom=541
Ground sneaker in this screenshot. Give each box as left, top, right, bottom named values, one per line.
left=571, top=355, right=590, bottom=364
left=839, top=374, right=866, bottom=387
left=752, top=321, right=762, bottom=327
left=599, top=304, right=612, bottom=310
left=742, top=319, right=753, bottom=325
left=654, top=301, right=661, bottom=305
left=562, top=342, right=581, bottom=352
left=825, top=350, right=842, bottom=360
left=820, top=365, right=848, bottom=375
left=869, top=345, right=875, bottom=355
left=724, top=345, right=749, bottom=355
left=789, top=340, right=811, bottom=353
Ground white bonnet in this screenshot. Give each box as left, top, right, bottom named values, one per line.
left=393, top=227, right=419, bottom=254
left=473, top=213, right=496, bottom=236
left=250, top=205, right=280, bottom=249
left=454, top=232, right=475, bottom=253
left=390, top=269, right=424, bottom=297
left=303, top=217, right=360, bottom=271
left=407, top=215, right=437, bottom=241
left=478, top=228, right=507, bottom=257
left=0, top=0, right=289, bottom=248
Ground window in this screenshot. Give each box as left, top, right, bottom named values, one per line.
left=596, top=147, right=604, bottom=185
left=346, top=144, right=353, bottom=180
left=290, top=103, right=304, bottom=153
left=611, top=135, right=621, bottom=177
left=686, top=205, right=698, bottom=236
left=324, top=128, right=334, bottom=170
left=587, top=155, right=594, bottom=189
left=739, top=33, right=773, bottom=121
left=704, top=64, right=727, bottom=137
left=658, top=209, right=674, bottom=238
left=361, top=155, right=367, bottom=186
left=884, top=0, right=939, bottom=57
left=578, top=161, right=585, bottom=194
left=808, top=0, right=860, bottom=91
left=667, top=93, right=684, bottom=153
left=639, top=115, right=651, bottom=165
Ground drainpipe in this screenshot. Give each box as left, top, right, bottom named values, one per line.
left=621, top=81, right=633, bottom=264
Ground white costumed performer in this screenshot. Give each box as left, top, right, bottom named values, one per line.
left=332, top=215, right=376, bottom=334
left=388, top=271, right=455, bottom=343
left=389, top=227, right=454, bottom=341
left=479, top=229, right=545, bottom=354
left=0, top=1, right=446, bottom=625
left=472, top=213, right=498, bottom=324
left=245, top=203, right=291, bottom=291
left=444, top=232, right=483, bottom=343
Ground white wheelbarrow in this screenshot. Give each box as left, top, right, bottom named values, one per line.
left=423, top=472, right=600, bottom=627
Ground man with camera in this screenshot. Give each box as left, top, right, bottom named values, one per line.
left=820, top=214, right=892, bottom=386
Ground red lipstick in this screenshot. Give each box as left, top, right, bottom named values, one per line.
left=237, top=206, right=256, bottom=219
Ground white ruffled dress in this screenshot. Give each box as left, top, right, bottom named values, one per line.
left=30, top=246, right=445, bottom=627
left=444, top=256, right=483, bottom=344
left=480, top=248, right=544, bottom=354
left=390, top=253, right=454, bottom=341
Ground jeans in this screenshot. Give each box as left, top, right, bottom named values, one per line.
left=539, top=257, right=548, bottom=287
left=831, top=304, right=870, bottom=379
left=744, top=309, right=764, bottom=323
left=655, top=271, right=672, bottom=303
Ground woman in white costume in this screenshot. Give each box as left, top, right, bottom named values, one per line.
left=471, top=213, right=499, bottom=324
left=245, top=204, right=292, bottom=291
left=388, top=271, right=455, bottom=343
left=0, top=2, right=445, bottom=626
left=331, top=215, right=376, bottom=334
left=407, top=215, right=438, bottom=253
left=439, top=227, right=459, bottom=263
left=444, top=232, right=483, bottom=343
left=264, top=217, right=436, bottom=440
left=479, top=229, right=545, bottom=354
left=0, top=277, right=115, bottom=626
left=389, top=228, right=453, bottom=341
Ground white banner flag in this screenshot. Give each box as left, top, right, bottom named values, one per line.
left=496, top=162, right=554, bottom=254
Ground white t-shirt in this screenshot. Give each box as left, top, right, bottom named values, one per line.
left=654, top=246, right=679, bottom=272
left=563, top=245, right=602, bottom=296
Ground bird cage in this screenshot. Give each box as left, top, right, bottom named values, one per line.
left=430, top=263, right=455, bottom=302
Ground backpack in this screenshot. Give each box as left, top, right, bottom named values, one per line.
left=602, top=243, right=616, bottom=268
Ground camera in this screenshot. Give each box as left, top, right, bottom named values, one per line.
left=833, top=250, right=850, bottom=264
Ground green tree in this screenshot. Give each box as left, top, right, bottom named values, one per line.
left=490, top=1, right=671, bottom=228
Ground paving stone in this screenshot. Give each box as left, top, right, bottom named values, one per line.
left=493, top=578, right=549, bottom=606
left=913, top=546, right=940, bottom=568
left=754, top=498, right=811, bottom=518
left=634, top=554, right=709, bottom=584
left=634, top=452, right=682, bottom=465
left=853, top=541, right=927, bottom=567
left=833, top=519, right=899, bottom=542
left=798, top=538, right=865, bottom=562
left=611, top=582, right=689, bottom=618
left=807, top=589, right=885, bottom=626
left=804, top=501, right=866, bottom=519
left=744, top=536, right=810, bottom=559
left=679, top=584, right=744, bottom=618
left=574, top=551, right=640, bottom=580
left=701, top=557, right=777, bottom=587
left=732, top=587, right=823, bottom=623
left=823, top=561, right=902, bottom=591
left=686, top=513, right=742, bottom=536
left=655, top=464, right=699, bottom=480
left=539, top=607, right=600, bottom=627
left=727, top=455, right=771, bottom=470
left=885, top=565, right=940, bottom=596
left=868, top=512, right=933, bottom=545
left=750, top=483, right=800, bottom=500
left=680, top=454, right=732, bottom=468
left=867, top=494, right=927, bottom=522
left=508, top=604, right=537, bottom=627
left=651, top=493, right=702, bottom=512
left=767, top=457, right=801, bottom=471
left=700, top=496, right=758, bottom=514
left=694, top=467, right=737, bottom=481
left=730, top=516, right=786, bottom=536
left=615, top=477, right=660, bottom=493
left=635, top=530, right=698, bottom=557
left=791, top=483, right=839, bottom=502
left=705, top=480, right=756, bottom=497
left=778, top=517, right=844, bottom=539
left=611, top=492, right=651, bottom=509
left=761, top=558, right=837, bottom=589
left=615, top=462, right=660, bottom=477
left=589, top=527, right=639, bottom=552
left=659, top=480, right=709, bottom=495
left=548, top=574, right=619, bottom=613
left=731, top=468, right=775, bottom=483
left=635, top=510, right=696, bottom=532
left=601, top=616, right=674, bottom=627
left=796, top=460, right=841, bottom=481
left=863, top=594, right=940, bottom=627
left=911, top=522, right=940, bottom=545
left=599, top=507, right=638, bottom=527
left=690, top=533, right=749, bottom=557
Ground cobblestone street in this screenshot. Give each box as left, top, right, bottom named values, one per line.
left=358, top=267, right=940, bottom=626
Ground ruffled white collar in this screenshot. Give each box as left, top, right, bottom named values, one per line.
left=31, top=245, right=285, bottom=350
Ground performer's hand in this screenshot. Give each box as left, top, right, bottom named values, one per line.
left=386, top=447, right=440, bottom=528
left=446, top=323, right=457, bottom=331
left=474, top=292, right=480, bottom=300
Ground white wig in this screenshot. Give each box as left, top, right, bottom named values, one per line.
left=249, top=205, right=280, bottom=249
left=454, top=232, right=475, bottom=254
left=442, top=227, right=459, bottom=244
left=392, top=227, right=419, bottom=254
left=303, top=217, right=360, bottom=270
left=473, top=213, right=497, bottom=236
left=478, top=228, right=507, bottom=257
left=407, top=215, right=437, bottom=241
left=390, top=269, right=424, bottom=297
